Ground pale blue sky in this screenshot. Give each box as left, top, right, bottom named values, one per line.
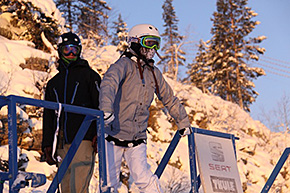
left=107, top=0, right=290, bottom=120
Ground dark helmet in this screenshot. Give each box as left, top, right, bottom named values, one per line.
left=57, top=32, right=82, bottom=58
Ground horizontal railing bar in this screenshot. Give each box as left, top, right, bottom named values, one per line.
left=0, top=95, right=103, bottom=117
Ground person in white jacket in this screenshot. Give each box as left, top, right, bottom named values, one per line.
left=99, top=23, right=192, bottom=193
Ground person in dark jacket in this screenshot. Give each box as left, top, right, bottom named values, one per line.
left=42, top=32, right=101, bottom=193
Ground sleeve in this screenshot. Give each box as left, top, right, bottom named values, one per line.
left=156, top=68, right=191, bottom=129
left=42, top=82, right=56, bottom=151
left=99, top=58, right=129, bottom=113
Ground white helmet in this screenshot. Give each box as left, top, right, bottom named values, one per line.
left=127, top=24, right=161, bottom=59
left=128, top=24, right=160, bottom=39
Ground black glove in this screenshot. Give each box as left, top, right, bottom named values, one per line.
left=92, top=135, right=98, bottom=153
left=179, top=127, right=192, bottom=137
left=44, top=146, right=57, bottom=165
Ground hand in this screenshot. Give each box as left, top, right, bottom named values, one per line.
left=44, top=146, right=57, bottom=165
left=179, top=127, right=192, bottom=137
left=104, top=112, right=115, bottom=125
left=92, top=135, right=98, bottom=153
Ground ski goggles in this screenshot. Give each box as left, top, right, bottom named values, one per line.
left=61, top=44, right=80, bottom=56
left=140, top=36, right=161, bottom=50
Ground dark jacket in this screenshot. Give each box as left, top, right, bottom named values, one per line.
left=42, top=58, right=101, bottom=150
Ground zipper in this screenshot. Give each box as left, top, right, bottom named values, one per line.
left=70, top=81, right=79, bottom=104
left=63, top=68, right=69, bottom=143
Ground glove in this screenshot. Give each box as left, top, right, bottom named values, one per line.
left=179, top=127, right=192, bottom=137
left=104, top=112, right=115, bottom=125
left=92, top=135, right=98, bottom=153
left=43, top=146, right=57, bottom=165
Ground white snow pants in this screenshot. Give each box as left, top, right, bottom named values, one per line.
left=105, top=140, right=163, bottom=193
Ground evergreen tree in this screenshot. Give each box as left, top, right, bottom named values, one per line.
left=159, top=0, right=185, bottom=80
left=111, top=14, right=128, bottom=52
left=54, top=0, right=76, bottom=30
left=188, top=0, right=266, bottom=112
left=0, top=0, right=61, bottom=52
left=54, top=0, right=111, bottom=45
left=188, top=40, right=212, bottom=93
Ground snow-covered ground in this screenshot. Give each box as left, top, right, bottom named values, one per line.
left=1, top=33, right=290, bottom=193
left=1, top=0, right=290, bottom=191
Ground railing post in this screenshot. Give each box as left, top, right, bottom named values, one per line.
left=188, top=131, right=199, bottom=193
left=7, top=96, right=18, bottom=193
left=97, top=112, right=110, bottom=193
left=154, top=131, right=181, bottom=178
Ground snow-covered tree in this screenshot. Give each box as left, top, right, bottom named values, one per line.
left=158, top=0, right=185, bottom=80
left=111, top=14, right=128, bottom=53
left=78, top=0, right=111, bottom=45
left=187, top=39, right=212, bottom=93
left=188, top=0, right=266, bottom=112
left=0, top=0, right=61, bottom=52
left=54, top=0, right=111, bottom=45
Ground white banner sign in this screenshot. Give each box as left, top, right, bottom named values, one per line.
left=195, top=133, right=243, bottom=193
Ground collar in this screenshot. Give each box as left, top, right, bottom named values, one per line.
left=127, top=48, right=155, bottom=68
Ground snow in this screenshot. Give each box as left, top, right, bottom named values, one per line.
left=1, top=1, right=290, bottom=192
left=1, top=33, right=290, bottom=193
left=20, top=0, right=65, bottom=29
left=0, top=36, right=52, bottom=98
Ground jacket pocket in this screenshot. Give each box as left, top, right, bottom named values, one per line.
left=53, top=88, right=60, bottom=103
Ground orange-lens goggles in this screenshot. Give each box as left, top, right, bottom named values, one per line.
left=61, top=44, right=80, bottom=56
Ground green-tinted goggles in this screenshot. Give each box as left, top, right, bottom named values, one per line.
left=140, top=36, right=161, bottom=50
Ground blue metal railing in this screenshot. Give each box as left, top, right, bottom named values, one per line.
left=0, top=95, right=287, bottom=193
left=0, top=95, right=109, bottom=193
left=260, top=147, right=290, bottom=193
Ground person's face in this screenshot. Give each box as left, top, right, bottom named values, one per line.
left=64, top=52, right=77, bottom=60
left=140, top=47, right=156, bottom=60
